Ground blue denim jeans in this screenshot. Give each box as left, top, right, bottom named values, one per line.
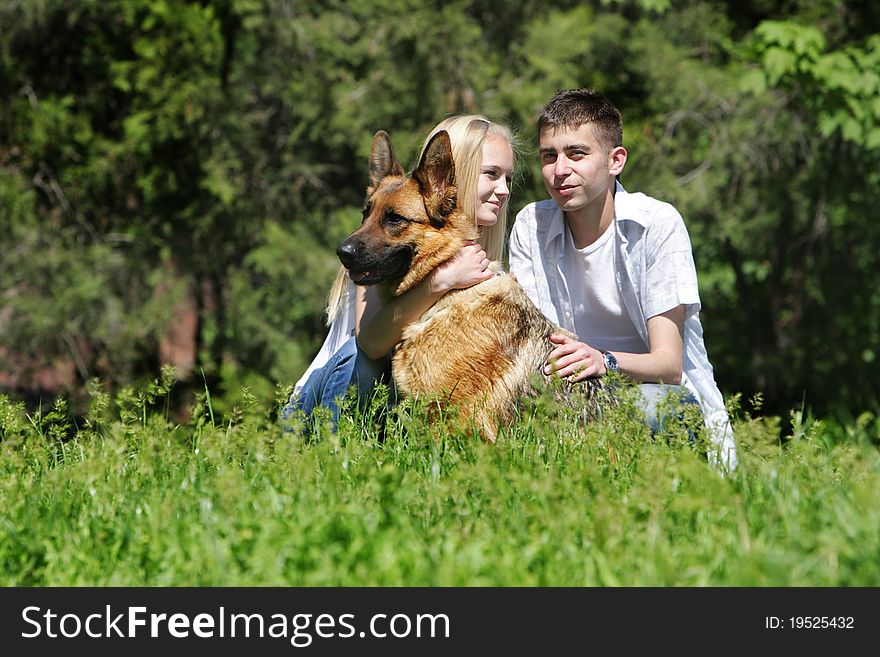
left=635, top=383, right=702, bottom=442
left=281, top=336, right=393, bottom=429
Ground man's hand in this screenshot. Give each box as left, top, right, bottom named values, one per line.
left=544, top=333, right=606, bottom=381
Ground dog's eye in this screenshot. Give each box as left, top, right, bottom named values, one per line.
left=384, top=211, right=408, bottom=225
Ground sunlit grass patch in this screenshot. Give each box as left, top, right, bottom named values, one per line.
left=1, top=375, right=878, bottom=586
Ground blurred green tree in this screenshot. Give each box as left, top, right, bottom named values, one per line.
left=1, top=0, right=877, bottom=419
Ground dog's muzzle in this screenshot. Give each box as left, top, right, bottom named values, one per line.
left=337, top=237, right=413, bottom=286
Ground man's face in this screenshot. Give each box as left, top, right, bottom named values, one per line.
left=539, top=123, right=614, bottom=215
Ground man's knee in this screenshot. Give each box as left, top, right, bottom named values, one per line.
left=637, top=383, right=701, bottom=435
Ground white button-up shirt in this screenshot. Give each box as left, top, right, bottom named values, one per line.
left=509, top=184, right=737, bottom=470
left=294, top=278, right=356, bottom=396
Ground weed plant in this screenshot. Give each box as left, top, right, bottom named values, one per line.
left=1, top=369, right=878, bottom=586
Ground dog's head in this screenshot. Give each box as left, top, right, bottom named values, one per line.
left=337, top=130, right=478, bottom=297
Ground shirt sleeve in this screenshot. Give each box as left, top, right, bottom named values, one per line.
left=507, top=210, right=539, bottom=305
left=643, top=205, right=701, bottom=320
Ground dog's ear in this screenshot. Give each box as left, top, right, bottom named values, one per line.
left=413, top=130, right=457, bottom=227
left=369, top=131, right=404, bottom=190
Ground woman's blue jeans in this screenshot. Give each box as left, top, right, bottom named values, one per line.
left=281, top=336, right=393, bottom=429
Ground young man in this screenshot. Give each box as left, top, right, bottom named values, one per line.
left=509, top=88, right=736, bottom=470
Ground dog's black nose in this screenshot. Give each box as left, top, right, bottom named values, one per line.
left=337, top=241, right=357, bottom=258
left=337, top=239, right=360, bottom=268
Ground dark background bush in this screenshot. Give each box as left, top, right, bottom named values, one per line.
left=2, top=0, right=878, bottom=422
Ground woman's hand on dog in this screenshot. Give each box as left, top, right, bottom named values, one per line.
left=544, top=333, right=606, bottom=381
left=429, top=242, right=493, bottom=293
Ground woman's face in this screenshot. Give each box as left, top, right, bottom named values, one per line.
left=476, top=134, right=515, bottom=227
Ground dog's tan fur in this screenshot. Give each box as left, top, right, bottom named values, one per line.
left=337, top=130, right=604, bottom=441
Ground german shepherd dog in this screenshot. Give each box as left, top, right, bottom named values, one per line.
left=337, top=130, right=606, bottom=441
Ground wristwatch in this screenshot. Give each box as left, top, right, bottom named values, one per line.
left=600, top=350, right=619, bottom=374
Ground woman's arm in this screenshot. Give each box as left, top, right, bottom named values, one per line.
left=355, top=243, right=492, bottom=359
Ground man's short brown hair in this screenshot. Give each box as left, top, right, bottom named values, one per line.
left=537, top=88, right=623, bottom=153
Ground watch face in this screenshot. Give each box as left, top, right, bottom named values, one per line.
left=604, top=351, right=619, bottom=372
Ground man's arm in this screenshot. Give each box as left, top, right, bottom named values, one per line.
left=507, top=212, right=538, bottom=301
left=545, top=305, right=685, bottom=384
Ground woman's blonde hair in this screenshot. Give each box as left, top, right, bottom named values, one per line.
left=419, top=115, right=514, bottom=263
left=325, top=115, right=516, bottom=324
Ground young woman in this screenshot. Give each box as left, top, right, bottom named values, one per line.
left=283, top=115, right=516, bottom=425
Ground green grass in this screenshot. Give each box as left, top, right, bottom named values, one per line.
left=1, top=372, right=878, bottom=586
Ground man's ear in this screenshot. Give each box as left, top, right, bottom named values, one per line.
left=609, top=145, right=627, bottom=177
left=413, top=130, right=457, bottom=226
left=369, top=131, right=405, bottom=189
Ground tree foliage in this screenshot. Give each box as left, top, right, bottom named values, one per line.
left=1, top=0, right=878, bottom=418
